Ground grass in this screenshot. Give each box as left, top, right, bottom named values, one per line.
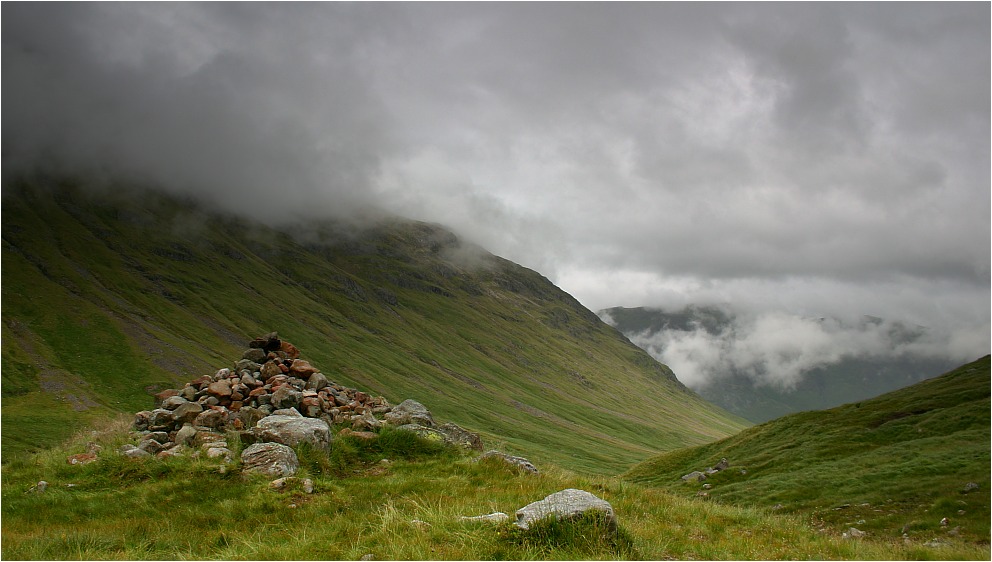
left=2, top=417, right=987, bottom=560
left=1, top=178, right=747, bottom=472
left=624, top=356, right=992, bottom=548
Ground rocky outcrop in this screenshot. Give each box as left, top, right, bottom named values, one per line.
left=514, top=489, right=617, bottom=532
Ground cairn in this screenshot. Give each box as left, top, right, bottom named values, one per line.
left=126, top=332, right=483, bottom=461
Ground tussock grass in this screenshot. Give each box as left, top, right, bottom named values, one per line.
left=3, top=418, right=988, bottom=560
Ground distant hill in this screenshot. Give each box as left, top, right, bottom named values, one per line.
left=600, top=305, right=960, bottom=422
left=624, top=356, right=991, bottom=544
left=0, top=178, right=747, bottom=473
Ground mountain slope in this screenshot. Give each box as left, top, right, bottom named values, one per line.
left=1, top=178, right=747, bottom=473
left=601, top=305, right=959, bottom=422
left=624, top=356, right=991, bottom=544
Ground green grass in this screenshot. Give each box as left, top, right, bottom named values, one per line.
left=3, top=417, right=986, bottom=560
left=624, top=356, right=992, bottom=547
left=1, top=178, right=747, bottom=472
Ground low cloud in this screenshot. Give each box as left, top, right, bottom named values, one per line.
left=610, top=308, right=988, bottom=390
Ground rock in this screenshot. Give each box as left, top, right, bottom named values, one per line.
left=289, top=359, right=320, bottom=378
left=241, top=442, right=299, bottom=477
left=154, top=388, right=180, bottom=405
left=255, top=415, right=332, bottom=448
left=192, top=430, right=226, bottom=448
left=148, top=408, right=177, bottom=430
left=280, top=341, right=301, bottom=359
left=260, top=361, right=283, bottom=380
left=383, top=399, right=434, bottom=427
left=242, top=348, right=267, bottom=363
left=133, top=411, right=152, bottom=431
left=157, top=445, right=186, bottom=458
left=269, top=476, right=314, bottom=493
left=207, top=380, right=233, bottom=398
left=681, top=471, right=707, bottom=482
left=352, top=410, right=382, bottom=432
left=193, top=408, right=229, bottom=430
left=460, top=512, right=509, bottom=523
left=138, top=439, right=163, bottom=454
left=394, top=424, right=446, bottom=442
left=940, top=517, right=948, bottom=526
left=122, top=446, right=151, bottom=459
left=145, top=431, right=170, bottom=444
left=702, top=484, right=712, bottom=490
left=175, top=424, right=198, bottom=446
left=964, top=482, right=979, bottom=493
left=305, top=372, right=329, bottom=391
left=236, top=406, right=267, bottom=429
left=477, top=450, right=538, bottom=474
left=235, top=359, right=262, bottom=373
left=161, top=395, right=189, bottom=410
left=437, top=422, right=483, bottom=451
left=360, top=554, right=375, bottom=561
left=272, top=407, right=303, bottom=418
left=248, top=332, right=282, bottom=352
left=843, top=527, right=866, bottom=539
left=713, top=458, right=729, bottom=471
left=172, top=401, right=204, bottom=425
left=271, top=386, right=302, bottom=410
left=514, top=489, right=616, bottom=532
left=206, top=447, right=233, bottom=461
left=67, top=453, right=98, bottom=465
left=338, top=428, right=377, bottom=441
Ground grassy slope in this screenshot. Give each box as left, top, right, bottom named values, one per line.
left=1, top=178, right=747, bottom=473
left=624, top=356, right=991, bottom=545
left=2, top=417, right=985, bottom=560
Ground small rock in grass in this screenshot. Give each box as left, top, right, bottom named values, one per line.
left=460, top=512, right=509, bottom=523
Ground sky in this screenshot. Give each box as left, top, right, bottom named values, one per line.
left=3, top=3, right=990, bottom=377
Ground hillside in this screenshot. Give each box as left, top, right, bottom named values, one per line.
left=601, top=305, right=959, bottom=422
left=624, top=356, right=991, bottom=545
left=0, top=178, right=747, bottom=473
left=3, top=417, right=986, bottom=560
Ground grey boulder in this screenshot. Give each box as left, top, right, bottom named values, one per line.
left=384, top=399, right=434, bottom=427
left=514, top=489, right=617, bottom=532
left=241, top=442, right=299, bottom=477
left=254, top=415, right=332, bottom=448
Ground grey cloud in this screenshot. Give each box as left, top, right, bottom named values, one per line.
left=3, top=3, right=988, bottom=347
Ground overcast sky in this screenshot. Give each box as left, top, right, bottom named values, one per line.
left=4, top=3, right=989, bottom=360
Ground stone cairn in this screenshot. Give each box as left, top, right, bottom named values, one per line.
left=124, top=332, right=484, bottom=466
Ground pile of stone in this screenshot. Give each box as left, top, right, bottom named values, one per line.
left=125, top=332, right=484, bottom=463
left=680, top=457, right=730, bottom=483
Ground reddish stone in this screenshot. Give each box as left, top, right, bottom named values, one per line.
left=190, top=375, right=213, bottom=386
left=230, top=401, right=243, bottom=411
left=279, top=363, right=289, bottom=373
left=231, top=391, right=244, bottom=401
left=354, top=391, right=370, bottom=404
left=232, top=418, right=245, bottom=431
left=289, top=359, right=319, bottom=378
left=338, top=428, right=376, bottom=441
left=67, top=453, right=97, bottom=465
left=280, top=341, right=301, bottom=359
left=154, top=388, right=179, bottom=404
left=207, top=380, right=232, bottom=398
left=249, top=387, right=268, bottom=398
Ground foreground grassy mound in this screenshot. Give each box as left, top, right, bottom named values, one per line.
left=625, top=356, right=991, bottom=547
left=3, top=418, right=986, bottom=560
left=1, top=178, right=746, bottom=473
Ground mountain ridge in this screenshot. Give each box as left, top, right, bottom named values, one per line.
left=1, top=177, right=747, bottom=473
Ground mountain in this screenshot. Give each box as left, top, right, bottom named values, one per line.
left=624, top=356, right=991, bottom=544
left=0, top=178, right=747, bottom=473
left=600, top=305, right=960, bottom=422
